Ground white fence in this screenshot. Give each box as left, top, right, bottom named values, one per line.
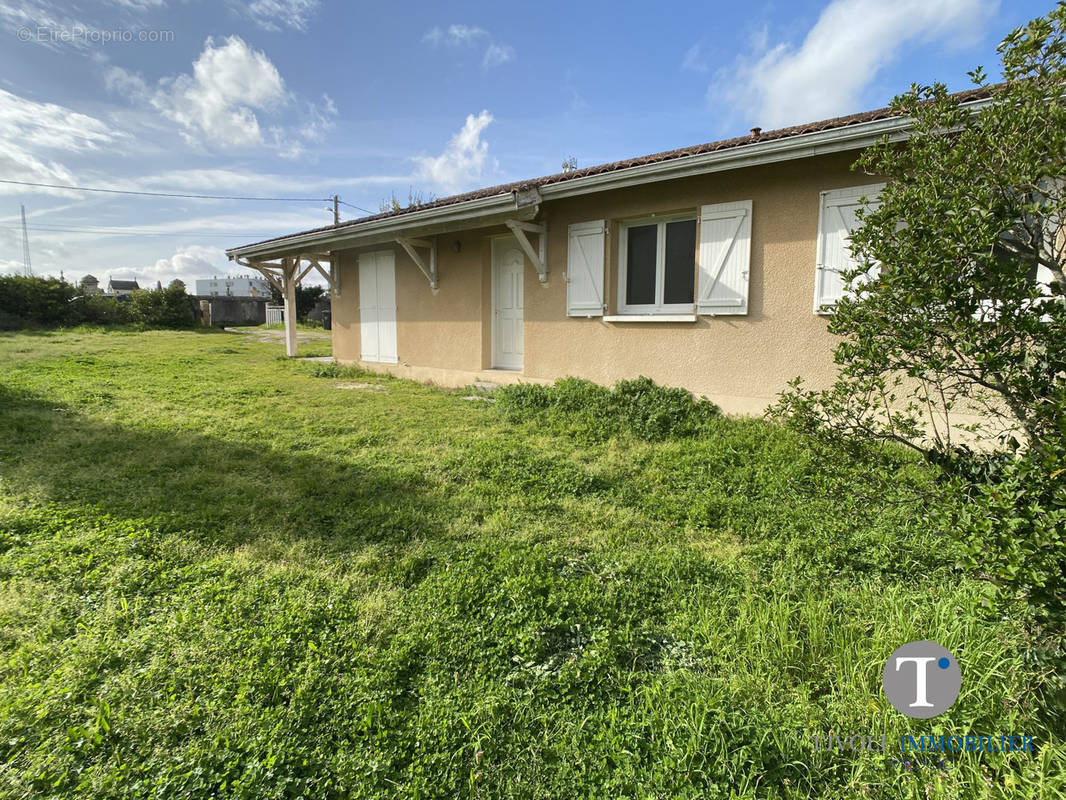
left=265, top=305, right=285, bottom=325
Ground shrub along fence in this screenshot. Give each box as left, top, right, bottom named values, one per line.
left=0, top=276, right=197, bottom=330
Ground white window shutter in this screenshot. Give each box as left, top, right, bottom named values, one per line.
left=566, top=220, right=605, bottom=316
left=697, top=200, right=751, bottom=315
left=358, top=253, right=379, bottom=361
left=814, top=184, right=884, bottom=312
left=358, top=250, right=397, bottom=363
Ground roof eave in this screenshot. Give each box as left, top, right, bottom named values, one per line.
left=227, top=98, right=990, bottom=262
left=539, top=113, right=918, bottom=201
left=227, top=192, right=522, bottom=261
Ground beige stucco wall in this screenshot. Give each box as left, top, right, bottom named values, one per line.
left=331, top=150, right=874, bottom=415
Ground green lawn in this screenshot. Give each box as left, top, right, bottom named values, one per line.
left=0, top=328, right=1062, bottom=799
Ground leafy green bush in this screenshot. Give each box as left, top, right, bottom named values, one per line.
left=67, top=293, right=133, bottom=326
left=497, top=376, right=719, bottom=441
left=491, top=381, right=552, bottom=411
left=612, top=376, right=720, bottom=440
left=0, top=276, right=194, bottom=330
left=128, top=285, right=196, bottom=328
left=951, top=445, right=1065, bottom=604
left=0, top=275, right=79, bottom=328
left=932, top=444, right=1066, bottom=714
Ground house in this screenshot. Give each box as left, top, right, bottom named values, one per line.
left=79, top=274, right=101, bottom=295
left=106, top=278, right=140, bottom=297
left=194, top=276, right=271, bottom=298
left=226, top=88, right=991, bottom=415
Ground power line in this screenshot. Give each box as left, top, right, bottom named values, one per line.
left=0, top=178, right=332, bottom=202
left=12, top=221, right=279, bottom=235
left=0, top=224, right=282, bottom=239
left=337, top=198, right=375, bottom=215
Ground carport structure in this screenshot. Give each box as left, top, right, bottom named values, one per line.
left=226, top=188, right=547, bottom=357
left=231, top=253, right=336, bottom=357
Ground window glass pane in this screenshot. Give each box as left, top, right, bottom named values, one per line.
left=625, top=224, right=657, bottom=305
left=663, top=219, right=696, bottom=305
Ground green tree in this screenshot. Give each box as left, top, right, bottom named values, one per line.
left=0, top=275, right=77, bottom=328
left=268, top=284, right=326, bottom=321
left=0, top=275, right=131, bottom=328
left=128, top=284, right=196, bottom=328
left=773, top=6, right=1066, bottom=633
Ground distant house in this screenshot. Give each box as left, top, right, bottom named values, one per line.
left=107, top=278, right=141, bottom=297
left=79, top=274, right=101, bottom=295
left=194, top=276, right=271, bottom=298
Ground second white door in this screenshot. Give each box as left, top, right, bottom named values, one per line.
left=492, top=238, right=524, bottom=370
left=359, top=249, right=397, bottom=363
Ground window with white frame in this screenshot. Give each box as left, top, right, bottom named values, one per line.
left=618, top=215, right=697, bottom=313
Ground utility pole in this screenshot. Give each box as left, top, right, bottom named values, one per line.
left=20, top=204, right=32, bottom=276
left=332, top=194, right=339, bottom=225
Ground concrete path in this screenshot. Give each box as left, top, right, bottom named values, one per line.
left=224, top=326, right=331, bottom=345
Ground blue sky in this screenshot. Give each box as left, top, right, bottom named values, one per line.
left=0, top=0, right=1053, bottom=287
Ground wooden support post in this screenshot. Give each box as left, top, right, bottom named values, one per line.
left=283, top=257, right=299, bottom=358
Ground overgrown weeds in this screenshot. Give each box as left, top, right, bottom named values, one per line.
left=497, top=376, right=720, bottom=441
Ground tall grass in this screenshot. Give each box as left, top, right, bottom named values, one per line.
left=0, top=329, right=1061, bottom=798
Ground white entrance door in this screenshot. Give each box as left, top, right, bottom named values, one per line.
left=358, top=250, right=398, bottom=363
left=492, top=238, right=524, bottom=370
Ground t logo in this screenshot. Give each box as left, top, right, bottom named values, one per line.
left=895, top=656, right=937, bottom=707
left=882, top=641, right=961, bottom=719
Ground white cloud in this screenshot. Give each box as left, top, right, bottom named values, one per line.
left=0, top=88, right=119, bottom=152
left=414, top=110, right=495, bottom=193
left=423, top=24, right=488, bottom=46
left=108, top=0, right=165, bottom=9
left=0, top=0, right=164, bottom=51
left=158, top=35, right=285, bottom=147
left=243, top=0, right=320, bottom=32
left=711, top=0, right=998, bottom=129
left=0, top=88, right=123, bottom=191
left=106, top=36, right=335, bottom=157
left=103, top=62, right=150, bottom=97
left=264, top=93, right=337, bottom=160
left=150, top=244, right=228, bottom=282
left=681, top=42, right=708, bottom=73
left=0, top=0, right=103, bottom=51
left=423, top=23, right=515, bottom=69
left=122, top=166, right=403, bottom=195
left=482, top=43, right=514, bottom=69
left=563, top=69, right=587, bottom=111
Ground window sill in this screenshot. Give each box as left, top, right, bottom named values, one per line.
left=603, top=314, right=698, bottom=323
